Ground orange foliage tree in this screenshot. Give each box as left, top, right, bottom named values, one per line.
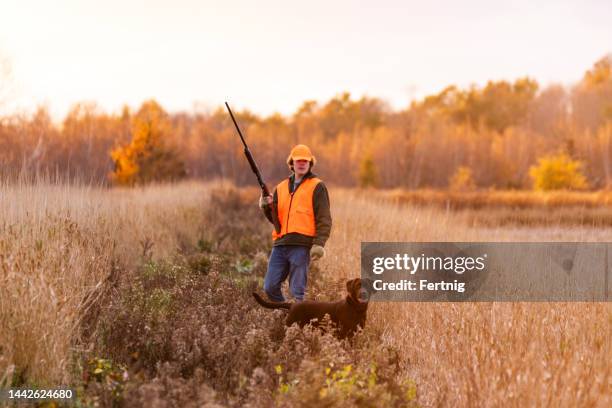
left=110, top=100, right=186, bottom=185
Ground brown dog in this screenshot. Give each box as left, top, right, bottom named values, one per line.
left=252, top=278, right=372, bottom=339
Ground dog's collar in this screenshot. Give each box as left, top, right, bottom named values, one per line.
left=346, top=295, right=368, bottom=311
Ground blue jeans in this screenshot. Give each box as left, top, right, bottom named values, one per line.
left=264, top=245, right=310, bottom=302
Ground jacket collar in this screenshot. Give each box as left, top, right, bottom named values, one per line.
left=289, top=170, right=316, bottom=184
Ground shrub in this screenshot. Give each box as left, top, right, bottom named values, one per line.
left=271, top=325, right=418, bottom=408
left=529, top=152, right=589, bottom=191
left=449, top=166, right=477, bottom=191
left=359, top=154, right=379, bottom=188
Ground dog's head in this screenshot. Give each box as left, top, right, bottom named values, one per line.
left=346, top=278, right=376, bottom=303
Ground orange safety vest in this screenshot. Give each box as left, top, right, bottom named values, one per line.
left=272, top=176, right=321, bottom=240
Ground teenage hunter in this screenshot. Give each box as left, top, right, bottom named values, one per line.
left=258, top=144, right=332, bottom=302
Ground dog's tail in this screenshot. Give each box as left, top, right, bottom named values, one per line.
left=252, top=292, right=291, bottom=310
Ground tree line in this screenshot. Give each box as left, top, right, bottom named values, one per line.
left=0, top=55, right=610, bottom=190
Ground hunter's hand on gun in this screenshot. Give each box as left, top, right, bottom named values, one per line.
left=259, top=194, right=273, bottom=209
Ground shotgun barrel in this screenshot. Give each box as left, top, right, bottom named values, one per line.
left=225, top=101, right=281, bottom=233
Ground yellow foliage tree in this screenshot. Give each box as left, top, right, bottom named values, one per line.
left=449, top=166, right=476, bottom=191
left=110, top=100, right=186, bottom=185
left=358, top=153, right=378, bottom=188
left=529, top=152, right=589, bottom=191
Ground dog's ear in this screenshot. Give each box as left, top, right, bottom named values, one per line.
left=348, top=278, right=363, bottom=295
left=346, top=278, right=357, bottom=294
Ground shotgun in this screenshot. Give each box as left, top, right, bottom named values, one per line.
left=225, top=101, right=281, bottom=234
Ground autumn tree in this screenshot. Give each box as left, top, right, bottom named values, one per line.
left=572, top=54, right=612, bottom=132
left=318, top=93, right=387, bottom=139
left=414, top=78, right=539, bottom=133
left=59, top=102, right=125, bottom=181
left=358, top=153, right=378, bottom=188
left=596, top=124, right=612, bottom=188
left=449, top=166, right=476, bottom=191
left=110, top=100, right=186, bottom=185
left=529, top=152, right=589, bottom=191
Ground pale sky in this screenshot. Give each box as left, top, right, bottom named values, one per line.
left=0, top=0, right=609, bottom=120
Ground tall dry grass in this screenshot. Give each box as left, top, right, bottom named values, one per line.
left=318, top=188, right=611, bottom=406
left=0, top=178, right=224, bottom=386
left=1, top=180, right=610, bottom=406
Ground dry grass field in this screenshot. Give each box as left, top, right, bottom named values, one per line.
left=322, top=189, right=611, bottom=406
left=0, top=179, right=214, bottom=386
left=380, top=189, right=612, bottom=227
left=0, top=180, right=610, bottom=407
